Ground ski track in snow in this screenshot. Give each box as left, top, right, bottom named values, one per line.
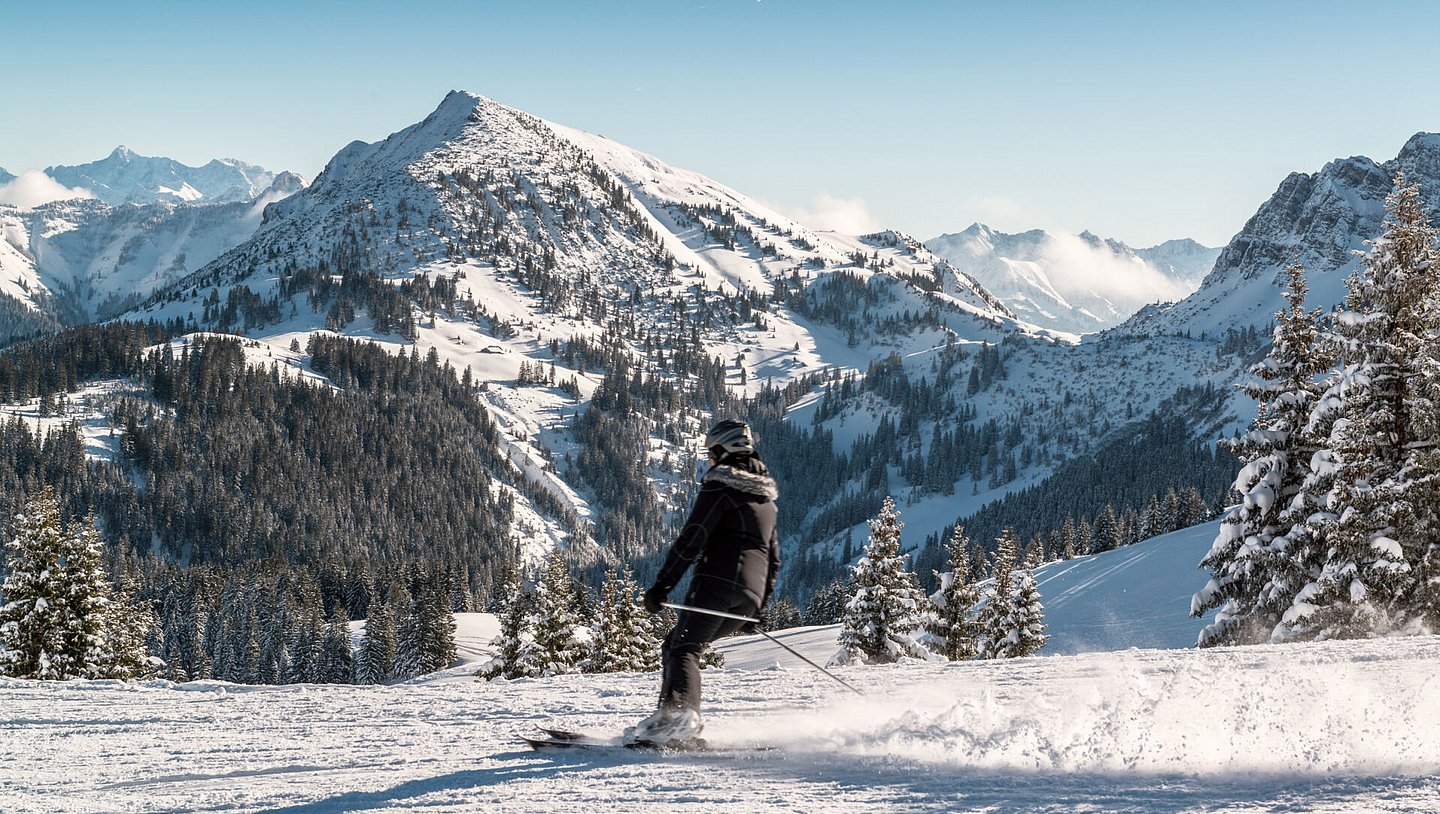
left=6, top=635, right=1440, bottom=813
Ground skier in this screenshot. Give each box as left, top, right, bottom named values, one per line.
left=631, top=419, right=781, bottom=744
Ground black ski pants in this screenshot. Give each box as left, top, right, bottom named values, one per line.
left=658, top=581, right=758, bottom=712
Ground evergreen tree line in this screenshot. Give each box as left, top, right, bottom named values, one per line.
left=483, top=551, right=724, bottom=680
left=0, top=489, right=152, bottom=680
left=835, top=496, right=1047, bottom=665
left=915, top=397, right=1236, bottom=579
left=0, top=488, right=474, bottom=685
left=142, top=556, right=467, bottom=684
left=0, top=327, right=582, bottom=573
left=1196, top=179, right=1440, bottom=644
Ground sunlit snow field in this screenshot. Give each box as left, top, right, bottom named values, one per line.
left=6, top=529, right=1440, bottom=813
left=6, top=636, right=1440, bottom=813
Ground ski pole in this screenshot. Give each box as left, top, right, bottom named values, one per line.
left=662, top=602, right=865, bottom=696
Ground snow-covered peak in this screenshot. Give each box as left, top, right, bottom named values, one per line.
left=926, top=224, right=1216, bottom=334
left=175, top=89, right=1033, bottom=347
left=0, top=165, right=16, bottom=185
left=45, top=147, right=288, bottom=206
left=1117, top=133, right=1440, bottom=338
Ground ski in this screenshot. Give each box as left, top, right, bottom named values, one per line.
left=534, top=725, right=592, bottom=742
left=522, top=725, right=768, bottom=753
left=522, top=734, right=709, bottom=752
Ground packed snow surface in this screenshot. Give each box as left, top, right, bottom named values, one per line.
left=6, top=631, right=1440, bottom=813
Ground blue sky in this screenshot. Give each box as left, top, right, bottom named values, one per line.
left=5, top=0, right=1440, bottom=246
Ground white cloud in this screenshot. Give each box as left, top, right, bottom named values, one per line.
left=787, top=193, right=881, bottom=235
left=0, top=170, right=94, bottom=209
left=1038, top=232, right=1192, bottom=305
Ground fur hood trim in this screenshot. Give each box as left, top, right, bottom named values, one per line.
left=704, top=464, right=779, bottom=501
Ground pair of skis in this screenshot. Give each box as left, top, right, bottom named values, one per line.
left=521, top=725, right=769, bottom=754
left=522, top=603, right=850, bottom=755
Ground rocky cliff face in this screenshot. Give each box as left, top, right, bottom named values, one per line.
left=1118, top=133, right=1440, bottom=337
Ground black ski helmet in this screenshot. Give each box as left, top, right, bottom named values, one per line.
left=705, top=419, right=753, bottom=457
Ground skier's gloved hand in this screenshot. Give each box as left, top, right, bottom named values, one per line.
left=741, top=605, right=765, bottom=635
left=643, top=586, right=668, bottom=614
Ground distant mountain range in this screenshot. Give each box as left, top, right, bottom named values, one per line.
left=926, top=224, right=1219, bottom=334
left=44, top=146, right=290, bottom=206
left=1, top=91, right=1436, bottom=604
left=0, top=166, right=304, bottom=339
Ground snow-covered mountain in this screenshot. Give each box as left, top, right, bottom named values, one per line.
left=0, top=166, right=14, bottom=185
left=156, top=91, right=1027, bottom=342
left=0, top=171, right=304, bottom=331
left=1118, top=132, right=1440, bottom=337
left=45, top=146, right=292, bottom=206
left=925, top=224, right=1218, bottom=334
left=104, top=90, right=1080, bottom=568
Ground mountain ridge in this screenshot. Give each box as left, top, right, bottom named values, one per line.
left=1116, top=131, right=1440, bottom=337
left=925, top=223, right=1218, bottom=334
left=44, top=146, right=296, bottom=206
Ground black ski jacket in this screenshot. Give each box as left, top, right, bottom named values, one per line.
left=654, top=462, right=781, bottom=609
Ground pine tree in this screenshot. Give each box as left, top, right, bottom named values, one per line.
left=978, top=527, right=1020, bottom=659
left=55, top=514, right=115, bottom=678
left=1194, top=262, right=1328, bottom=645
left=320, top=608, right=355, bottom=683
left=286, top=603, right=325, bottom=683
left=0, top=489, right=73, bottom=679
left=102, top=570, right=157, bottom=680
left=1181, top=487, right=1209, bottom=527
left=1092, top=505, right=1122, bottom=553
left=1007, top=569, right=1049, bottom=657
left=1290, top=178, right=1440, bottom=638
left=925, top=526, right=982, bottom=661
left=417, top=582, right=457, bottom=674
left=1060, top=516, right=1078, bottom=559
left=529, top=551, right=583, bottom=676
left=587, top=570, right=656, bottom=673
left=803, top=579, right=849, bottom=625
left=357, top=602, right=396, bottom=684
left=392, top=598, right=424, bottom=680
left=482, top=575, right=539, bottom=680
left=835, top=496, right=930, bottom=664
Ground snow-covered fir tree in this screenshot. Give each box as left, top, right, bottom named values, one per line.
left=586, top=569, right=657, bottom=673
left=804, top=579, right=849, bottom=625
left=319, top=608, right=355, bottom=683
left=357, top=602, right=396, bottom=684
left=56, top=515, right=114, bottom=677
left=1285, top=179, right=1440, bottom=639
left=925, top=526, right=982, bottom=661
left=393, top=598, right=424, bottom=679
left=286, top=602, right=325, bottom=683
left=835, top=496, right=930, bottom=664
left=1007, top=569, right=1049, bottom=657
left=1194, top=263, right=1329, bottom=646
left=483, top=574, right=540, bottom=680
left=1092, top=505, right=1122, bottom=553
left=418, top=583, right=457, bottom=674
left=395, top=583, right=456, bottom=678
left=528, top=550, right=584, bottom=676
left=978, top=527, right=1020, bottom=659
left=0, top=492, right=149, bottom=680
left=0, top=490, right=75, bottom=679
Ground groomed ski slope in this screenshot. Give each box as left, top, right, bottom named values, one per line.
left=5, top=634, right=1440, bottom=813
left=6, top=525, right=1439, bottom=813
